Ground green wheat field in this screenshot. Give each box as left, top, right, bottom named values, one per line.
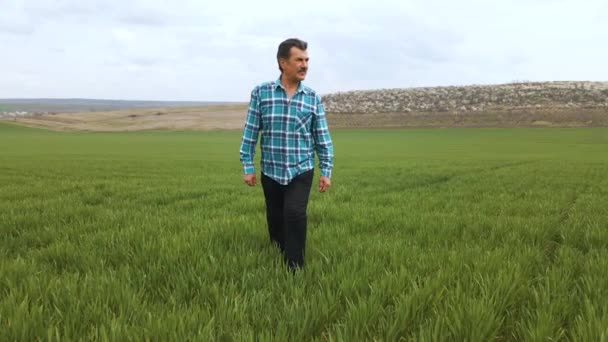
left=1, top=121, right=607, bottom=341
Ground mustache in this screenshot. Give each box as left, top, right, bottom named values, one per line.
left=298, top=68, right=307, bottom=73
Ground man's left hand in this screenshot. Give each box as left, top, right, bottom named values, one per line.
left=319, top=176, right=331, bottom=193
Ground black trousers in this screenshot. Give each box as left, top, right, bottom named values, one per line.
left=261, top=169, right=314, bottom=269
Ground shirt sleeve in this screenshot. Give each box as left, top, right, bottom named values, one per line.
left=239, top=87, right=262, bottom=175
left=312, top=94, right=334, bottom=178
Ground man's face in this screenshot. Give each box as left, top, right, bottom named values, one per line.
left=281, top=47, right=309, bottom=82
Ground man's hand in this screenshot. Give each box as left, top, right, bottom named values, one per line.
left=244, top=174, right=257, bottom=186
left=319, top=176, right=331, bottom=192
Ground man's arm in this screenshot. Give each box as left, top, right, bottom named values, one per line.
left=239, top=87, right=262, bottom=184
left=312, top=95, right=334, bottom=191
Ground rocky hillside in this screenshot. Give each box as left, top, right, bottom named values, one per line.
left=322, top=81, right=608, bottom=127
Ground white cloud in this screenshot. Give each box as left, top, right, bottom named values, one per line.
left=0, top=2, right=34, bottom=36
left=0, top=0, right=607, bottom=101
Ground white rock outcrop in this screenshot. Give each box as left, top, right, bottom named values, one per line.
left=322, top=81, right=608, bottom=113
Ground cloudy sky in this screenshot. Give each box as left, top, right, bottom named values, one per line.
left=1, top=0, right=606, bottom=101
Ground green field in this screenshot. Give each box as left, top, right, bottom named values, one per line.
left=1, top=121, right=607, bottom=340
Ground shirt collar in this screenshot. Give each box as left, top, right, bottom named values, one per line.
left=275, top=76, right=308, bottom=95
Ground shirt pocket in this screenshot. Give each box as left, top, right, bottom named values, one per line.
left=295, top=106, right=314, bottom=132
left=259, top=99, right=273, bottom=130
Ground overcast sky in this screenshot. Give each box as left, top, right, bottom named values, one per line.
left=1, top=0, right=606, bottom=101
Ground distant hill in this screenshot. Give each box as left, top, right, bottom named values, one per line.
left=0, top=104, right=249, bottom=131
left=322, top=81, right=608, bottom=128
left=0, top=98, right=244, bottom=114
left=2, top=81, right=608, bottom=130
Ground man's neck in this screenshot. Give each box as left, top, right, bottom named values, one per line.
left=280, top=74, right=299, bottom=94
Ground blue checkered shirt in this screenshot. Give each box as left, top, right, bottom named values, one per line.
left=239, top=78, right=334, bottom=185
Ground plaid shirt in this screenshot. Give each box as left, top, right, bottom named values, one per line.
left=239, top=78, right=334, bottom=185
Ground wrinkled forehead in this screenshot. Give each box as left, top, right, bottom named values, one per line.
left=289, top=47, right=308, bottom=59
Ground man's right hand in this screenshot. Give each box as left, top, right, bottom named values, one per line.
left=243, top=173, right=257, bottom=186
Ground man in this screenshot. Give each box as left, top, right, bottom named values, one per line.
left=239, top=38, right=334, bottom=271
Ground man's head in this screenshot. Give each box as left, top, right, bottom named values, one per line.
left=277, top=38, right=309, bottom=83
